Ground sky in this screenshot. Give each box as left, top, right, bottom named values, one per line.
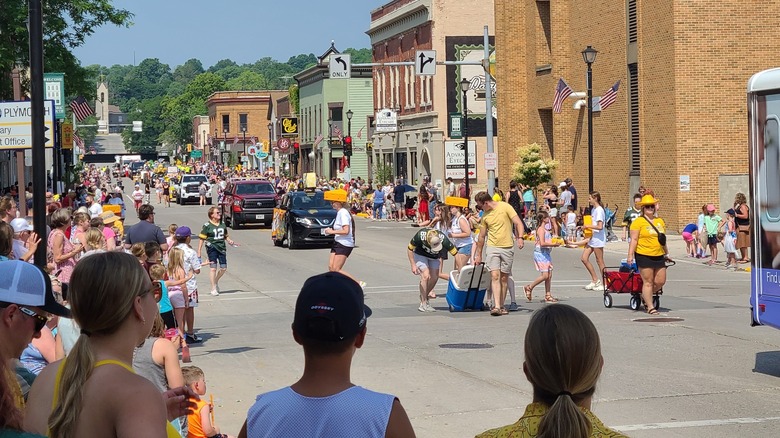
left=72, top=0, right=388, bottom=69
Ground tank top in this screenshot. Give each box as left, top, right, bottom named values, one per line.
left=246, top=386, right=395, bottom=438
left=507, top=190, right=523, bottom=216
left=132, top=338, right=168, bottom=392
left=534, top=229, right=553, bottom=256
left=449, top=215, right=473, bottom=248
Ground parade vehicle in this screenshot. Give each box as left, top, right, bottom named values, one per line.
left=271, top=190, right=337, bottom=249
left=748, top=68, right=780, bottom=329
left=220, top=179, right=277, bottom=229
left=176, top=174, right=211, bottom=205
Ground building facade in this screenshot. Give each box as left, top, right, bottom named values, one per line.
left=295, top=44, right=374, bottom=180
left=495, top=0, right=780, bottom=230
left=191, top=115, right=209, bottom=161
left=367, top=0, right=496, bottom=188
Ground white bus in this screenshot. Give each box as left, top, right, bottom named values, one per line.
left=748, top=68, right=780, bottom=329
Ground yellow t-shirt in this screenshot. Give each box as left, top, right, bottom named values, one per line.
left=630, top=216, right=666, bottom=257
left=476, top=402, right=628, bottom=438
left=482, top=202, right=518, bottom=248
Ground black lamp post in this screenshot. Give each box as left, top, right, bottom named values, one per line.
left=346, top=109, right=353, bottom=137
left=327, top=117, right=333, bottom=177
left=460, top=77, right=471, bottom=206
left=241, top=125, right=247, bottom=168
left=267, top=122, right=273, bottom=173
left=223, top=127, right=228, bottom=165
left=582, top=45, right=598, bottom=193
left=214, top=128, right=218, bottom=161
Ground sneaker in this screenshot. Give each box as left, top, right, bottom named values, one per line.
left=592, top=281, right=605, bottom=291
left=424, top=303, right=437, bottom=312
left=210, top=289, right=219, bottom=296
left=724, top=263, right=733, bottom=269
left=508, top=302, right=519, bottom=312
left=185, top=334, right=202, bottom=343
left=584, top=282, right=596, bottom=290
left=418, top=304, right=427, bottom=312
left=358, top=281, right=367, bottom=289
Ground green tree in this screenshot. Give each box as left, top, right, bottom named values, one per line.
left=208, top=59, right=238, bottom=73
left=226, top=70, right=268, bottom=91
left=173, top=58, right=205, bottom=84
left=288, top=84, right=299, bottom=115
left=374, top=162, right=394, bottom=184
left=287, top=53, right=317, bottom=71
left=343, top=48, right=372, bottom=64
left=160, top=72, right=225, bottom=146
left=511, top=143, right=558, bottom=192
left=121, top=96, right=164, bottom=153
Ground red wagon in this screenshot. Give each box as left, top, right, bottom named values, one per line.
left=601, top=261, right=674, bottom=311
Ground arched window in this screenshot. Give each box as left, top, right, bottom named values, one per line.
left=100, top=92, right=105, bottom=103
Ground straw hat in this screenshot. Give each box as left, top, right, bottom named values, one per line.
left=636, top=194, right=659, bottom=207
left=100, top=211, right=119, bottom=224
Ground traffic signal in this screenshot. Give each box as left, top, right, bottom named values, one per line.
left=343, top=136, right=352, bottom=157
left=290, top=142, right=299, bottom=164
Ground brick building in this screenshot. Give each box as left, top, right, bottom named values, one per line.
left=367, top=0, right=495, bottom=188
left=495, top=0, right=780, bottom=230
left=191, top=116, right=209, bottom=161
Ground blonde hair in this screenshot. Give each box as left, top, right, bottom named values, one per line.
left=48, top=252, right=149, bottom=438
left=130, top=242, right=146, bottom=259
left=167, top=248, right=185, bottom=278
left=524, top=304, right=602, bottom=438
left=168, top=224, right=178, bottom=235
left=84, top=228, right=105, bottom=251
left=72, top=212, right=90, bottom=226
left=148, top=263, right=166, bottom=281
left=181, top=366, right=204, bottom=386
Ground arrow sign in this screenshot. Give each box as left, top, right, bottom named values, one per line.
left=329, top=53, right=351, bottom=79
left=415, top=50, right=437, bottom=76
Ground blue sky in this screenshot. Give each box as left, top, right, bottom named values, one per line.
left=72, top=0, right=388, bottom=68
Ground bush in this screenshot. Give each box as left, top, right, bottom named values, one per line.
left=511, top=143, right=558, bottom=190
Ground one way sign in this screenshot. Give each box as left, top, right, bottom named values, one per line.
left=329, top=54, right=351, bottom=79
left=415, top=50, right=436, bottom=76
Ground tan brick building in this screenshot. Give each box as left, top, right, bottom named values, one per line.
left=495, top=0, right=780, bottom=230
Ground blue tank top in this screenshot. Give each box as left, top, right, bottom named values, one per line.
left=246, top=386, right=395, bottom=438
left=158, top=280, right=173, bottom=314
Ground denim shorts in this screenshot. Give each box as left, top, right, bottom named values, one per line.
left=457, top=243, right=473, bottom=256
left=207, top=246, right=227, bottom=268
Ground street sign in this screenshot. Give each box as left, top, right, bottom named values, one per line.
left=329, top=54, right=351, bottom=79
left=44, top=73, right=65, bottom=119
left=444, top=140, right=477, bottom=179
left=415, top=50, right=436, bottom=76
left=484, top=152, right=497, bottom=170
left=0, top=100, right=56, bottom=150
left=190, top=150, right=202, bottom=158
left=257, top=151, right=269, bottom=159
left=375, top=109, right=398, bottom=132
left=449, top=113, right=463, bottom=139
left=132, top=121, right=143, bottom=132
left=280, top=117, right=298, bottom=136
left=276, top=137, right=291, bottom=152
left=247, top=145, right=258, bottom=156
left=61, top=122, right=73, bottom=150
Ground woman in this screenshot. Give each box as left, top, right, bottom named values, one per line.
left=418, top=186, right=430, bottom=223
left=324, top=191, right=363, bottom=287
left=23, top=252, right=195, bottom=438
left=80, top=228, right=107, bottom=259
left=48, top=208, right=82, bottom=285
left=733, top=192, right=751, bottom=263
left=19, top=322, right=61, bottom=376
left=505, top=181, right=524, bottom=218
left=580, top=192, right=607, bottom=291
left=476, top=305, right=626, bottom=438
left=627, top=194, right=671, bottom=315
left=197, top=207, right=235, bottom=295
left=155, top=179, right=164, bottom=204
left=543, top=185, right=559, bottom=209
left=447, top=201, right=473, bottom=273
left=70, top=212, right=90, bottom=251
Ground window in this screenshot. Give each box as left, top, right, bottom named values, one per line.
left=222, top=114, right=230, bottom=134
left=535, top=1, right=552, bottom=66
left=239, top=114, right=248, bottom=132
left=331, top=107, right=343, bottom=122
left=100, top=92, right=105, bottom=103
left=627, top=0, right=638, bottom=44
left=629, top=63, right=640, bottom=175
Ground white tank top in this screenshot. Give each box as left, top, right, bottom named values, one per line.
left=449, top=215, right=473, bottom=248
left=246, top=386, right=395, bottom=438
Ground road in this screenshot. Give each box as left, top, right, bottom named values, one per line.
left=128, top=191, right=778, bottom=438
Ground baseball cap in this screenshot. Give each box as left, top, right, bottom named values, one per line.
left=10, top=218, right=33, bottom=234
left=726, top=208, right=736, bottom=216
left=292, top=272, right=372, bottom=342
left=174, top=226, right=192, bottom=238
left=559, top=181, right=567, bottom=188
left=0, top=261, right=70, bottom=317
left=707, top=204, right=716, bottom=212
left=426, top=230, right=444, bottom=253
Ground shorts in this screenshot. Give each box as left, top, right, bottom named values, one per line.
left=707, top=235, right=719, bottom=246
left=682, top=231, right=694, bottom=242
left=331, top=241, right=354, bottom=257
left=457, top=243, right=473, bottom=256
left=413, top=253, right=441, bottom=272
left=635, top=253, right=666, bottom=269
left=207, top=246, right=227, bottom=268
left=485, top=246, right=514, bottom=273
left=160, top=310, right=176, bottom=329
left=169, top=289, right=185, bottom=309
left=188, top=289, right=199, bottom=308
left=394, top=202, right=403, bottom=212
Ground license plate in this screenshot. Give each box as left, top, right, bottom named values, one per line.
left=321, top=228, right=328, bottom=235
left=255, top=215, right=265, bottom=220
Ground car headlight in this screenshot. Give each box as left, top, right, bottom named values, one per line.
left=294, top=217, right=313, bottom=226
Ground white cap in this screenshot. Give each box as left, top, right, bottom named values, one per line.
left=10, top=218, right=33, bottom=234
left=0, top=261, right=70, bottom=317
left=426, top=231, right=444, bottom=253
left=559, top=181, right=567, bottom=188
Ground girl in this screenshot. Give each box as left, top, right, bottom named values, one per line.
left=324, top=192, right=364, bottom=287
left=447, top=202, right=474, bottom=273
left=580, top=192, right=607, bottom=291
left=156, top=179, right=164, bottom=204
left=70, top=212, right=90, bottom=253
left=525, top=211, right=561, bottom=303
left=167, top=248, right=190, bottom=346
left=80, top=228, right=107, bottom=259
left=418, top=186, right=430, bottom=223
left=723, top=208, right=738, bottom=269
left=703, top=204, right=723, bottom=265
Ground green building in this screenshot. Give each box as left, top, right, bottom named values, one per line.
left=295, top=43, right=373, bottom=180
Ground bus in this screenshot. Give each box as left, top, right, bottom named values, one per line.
left=748, top=67, right=780, bottom=329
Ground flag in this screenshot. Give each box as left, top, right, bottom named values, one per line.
left=356, top=126, right=364, bottom=139
left=333, top=125, right=343, bottom=140
left=552, top=78, right=573, bottom=114
left=250, top=136, right=257, bottom=146
left=233, top=136, right=239, bottom=145
left=207, top=135, right=212, bottom=146
left=69, top=96, right=94, bottom=122
left=74, top=132, right=84, bottom=148
left=313, top=134, right=324, bottom=148
left=598, top=80, right=620, bottom=111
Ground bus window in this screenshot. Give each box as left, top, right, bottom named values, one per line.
left=765, top=117, right=780, bottom=220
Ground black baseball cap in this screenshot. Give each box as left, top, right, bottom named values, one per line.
left=292, top=272, right=371, bottom=342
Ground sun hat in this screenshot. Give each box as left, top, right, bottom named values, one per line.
left=706, top=204, right=716, bottom=212
left=292, top=272, right=371, bottom=342
left=100, top=211, right=119, bottom=225
left=426, top=230, right=444, bottom=253
left=0, top=261, right=70, bottom=317
left=10, top=218, right=33, bottom=234
left=174, top=226, right=192, bottom=238
left=636, top=195, right=660, bottom=207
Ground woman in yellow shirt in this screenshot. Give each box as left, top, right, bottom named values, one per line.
left=627, top=194, right=672, bottom=315
left=476, top=305, right=626, bottom=438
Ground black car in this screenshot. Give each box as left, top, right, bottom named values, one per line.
left=271, top=191, right=337, bottom=249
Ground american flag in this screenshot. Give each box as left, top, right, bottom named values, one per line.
left=69, top=96, right=94, bottom=122
left=233, top=136, right=240, bottom=145
left=250, top=136, right=257, bottom=146
left=598, top=80, right=621, bottom=111
left=74, top=132, right=84, bottom=148
left=333, top=125, right=343, bottom=140
left=552, top=78, right=573, bottom=114
left=356, top=126, right=364, bottom=139
left=313, top=134, right=324, bottom=148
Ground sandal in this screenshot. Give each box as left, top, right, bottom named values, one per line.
left=544, top=294, right=559, bottom=303
left=490, top=308, right=502, bottom=316
left=647, top=307, right=660, bottom=315
left=524, top=285, right=533, bottom=302
left=500, top=308, right=509, bottom=315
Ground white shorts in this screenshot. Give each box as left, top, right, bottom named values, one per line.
left=413, top=253, right=441, bottom=272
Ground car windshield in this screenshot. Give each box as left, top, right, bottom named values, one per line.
left=183, top=176, right=207, bottom=184
left=236, top=183, right=275, bottom=195
left=289, top=192, right=332, bottom=210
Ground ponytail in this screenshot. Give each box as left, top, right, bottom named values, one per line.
left=537, top=392, right=591, bottom=438
left=48, top=333, right=96, bottom=438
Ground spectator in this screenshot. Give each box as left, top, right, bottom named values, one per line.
left=682, top=222, right=699, bottom=258
left=48, top=209, right=82, bottom=286
left=580, top=192, right=607, bottom=291
left=723, top=209, right=738, bottom=269
left=10, top=218, right=39, bottom=262
left=97, top=211, right=120, bottom=251
left=85, top=194, right=102, bottom=219
left=702, top=204, right=723, bottom=265
left=173, top=227, right=202, bottom=343
left=520, top=183, right=535, bottom=213
left=392, top=180, right=407, bottom=221
left=183, top=366, right=231, bottom=438
left=627, top=194, right=670, bottom=315
left=0, top=196, right=19, bottom=223
left=621, top=193, right=642, bottom=242
left=408, top=227, right=457, bottom=312
left=558, top=182, right=573, bottom=211
left=237, top=272, right=415, bottom=438
left=505, top=181, right=524, bottom=220
left=565, top=178, right=578, bottom=211
left=733, top=192, right=751, bottom=263
left=524, top=211, right=562, bottom=304
left=476, top=305, right=626, bottom=438
left=124, top=204, right=169, bottom=251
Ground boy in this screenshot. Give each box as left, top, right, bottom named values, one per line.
left=703, top=204, right=723, bottom=265
left=183, top=366, right=231, bottom=438
left=565, top=205, right=578, bottom=244
left=174, top=226, right=203, bottom=343
left=622, top=193, right=642, bottom=242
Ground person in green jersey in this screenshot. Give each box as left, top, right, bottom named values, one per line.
left=197, top=207, right=236, bottom=296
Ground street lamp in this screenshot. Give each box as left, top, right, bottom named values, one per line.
left=202, top=129, right=206, bottom=162
left=267, top=122, right=273, bottom=173
left=460, top=77, right=471, bottom=206
left=241, top=125, right=247, bottom=169
left=582, top=45, right=598, bottom=193
left=346, top=109, right=353, bottom=136
left=223, top=127, right=228, bottom=165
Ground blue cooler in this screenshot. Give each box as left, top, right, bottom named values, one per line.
left=446, top=264, right=490, bottom=312
left=620, top=258, right=637, bottom=272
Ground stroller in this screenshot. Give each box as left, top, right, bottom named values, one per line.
left=404, top=196, right=417, bottom=218
left=604, top=205, right=620, bottom=242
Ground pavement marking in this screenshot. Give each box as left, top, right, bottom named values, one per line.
left=614, top=416, right=780, bottom=432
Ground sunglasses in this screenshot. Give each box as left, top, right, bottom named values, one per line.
left=644, top=205, right=656, bottom=209
left=142, top=282, right=164, bottom=303
left=19, top=306, right=49, bottom=332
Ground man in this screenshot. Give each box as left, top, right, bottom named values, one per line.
left=565, top=177, right=577, bottom=211
left=124, top=204, right=168, bottom=251
left=10, top=218, right=37, bottom=262
left=86, top=194, right=103, bottom=219
left=473, top=191, right=526, bottom=316
left=392, top=179, right=407, bottom=221
left=237, top=272, right=415, bottom=438
left=446, top=177, right=456, bottom=197
left=107, top=188, right=126, bottom=219
left=558, top=181, right=572, bottom=211
left=622, top=193, right=643, bottom=241
left=407, top=228, right=458, bottom=312
left=0, top=261, right=70, bottom=408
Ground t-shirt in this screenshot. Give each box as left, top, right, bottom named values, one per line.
left=703, top=214, right=722, bottom=236
left=522, top=189, right=534, bottom=203
left=124, top=220, right=167, bottom=246
left=622, top=207, right=641, bottom=227
left=132, top=189, right=144, bottom=201
left=481, top=202, right=518, bottom=248
left=393, top=185, right=405, bottom=203
left=682, top=223, right=698, bottom=234
left=176, top=243, right=201, bottom=293
left=559, top=190, right=572, bottom=209
left=333, top=208, right=354, bottom=247
left=373, top=189, right=384, bottom=204
left=588, top=206, right=606, bottom=248
left=566, top=212, right=577, bottom=227
left=476, top=402, right=627, bottom=438
left=408, top=228, right=457, bottom=259
left=186, top=398, right=209, bottom=438
left=630, top=216, right=667, bottom=257
left=568, top=185, right=578, bottom=210
left=88, top=203, right=103, bottom=219
left=199, top=221, right=229, bottom=253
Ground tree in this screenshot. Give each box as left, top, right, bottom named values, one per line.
left=288, top=84, right=299, bottom=115
left=287, top=53, right=317, bottom=71
left=121, top=96, right=164, bottom=153
left=173, top=58, right=205, bottom=84
left=343, top=48, right=372, bottom=64
left=226, top=70, right=268, bottom=91
left=160, top=72, right=225, bottom=145
left=374, top=162, right=394, bottom=185
left=511, top=143, right=558, bottom=191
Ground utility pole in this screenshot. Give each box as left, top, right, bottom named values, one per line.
left=11, top=69, right=27, bottom=218
left=483, top=26, right=496, bottom=196
left=29, top=0, right=47, bottom=267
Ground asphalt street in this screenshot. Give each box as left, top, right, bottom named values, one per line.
left=127, top=189, right=778, bottom=438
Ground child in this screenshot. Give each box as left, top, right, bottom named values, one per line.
left=524, top=211, right=561, bottom=303
left=182, top=366, right=232, bottom=438
left=723, top=209, right=738, bottom=269
left=565, top=205, right=578, bottom=244
left=703, top=204, right=723, bottom=265
left=130, top=242, right=146, bottom=264
left=167, top=248, right=190, bottom=345
left=165, top=224, right=178, bottom=265
left=174, top=226, right=203, bottom=343
left=681, top=222, right=698, bottom=257
left=149, top=264, right=178, bottom=331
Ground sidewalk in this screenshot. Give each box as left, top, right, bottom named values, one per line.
left=599, top=235, right=750, bottom=272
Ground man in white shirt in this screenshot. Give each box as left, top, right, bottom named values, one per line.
left=446, top=177, right=456, bottom=197
left=10, top=218, right=36, bottom=262
left=86, top=194, right=103, bottom=218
